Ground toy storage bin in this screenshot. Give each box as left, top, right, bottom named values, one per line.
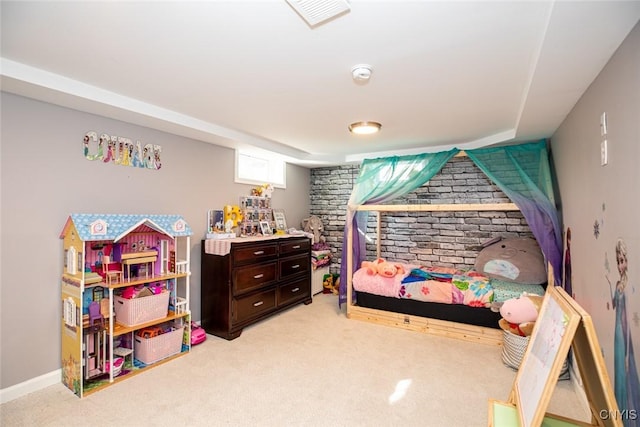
left=114, top=292, right=170, bottom=327
left=134, top=326, right=184, bottom=364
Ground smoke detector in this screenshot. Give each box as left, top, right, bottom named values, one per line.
left=351, top=64, right=372, bottom=82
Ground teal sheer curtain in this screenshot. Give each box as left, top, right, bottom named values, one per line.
left=465, top=140, right=562, bottom=284
left=339, top=149, right=459, bottom=305
left=339, top=140, right=563, bottom=306
left=347, top=150, right=459, bottom=206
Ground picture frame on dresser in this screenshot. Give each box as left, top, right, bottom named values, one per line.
left=260, top=221, right=272, bottom=236
left=273, top=209, right=287, bottom=233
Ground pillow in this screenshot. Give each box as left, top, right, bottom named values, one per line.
left=490, top=279, right=546, bottom=303
left=474, top=237, right=546, bottom=285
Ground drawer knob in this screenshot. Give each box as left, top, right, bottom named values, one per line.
left=253, top=301, right=264, bottom=307
left=292, top=287, right=300, bottom=293
left=292, top=245, right=301, bottom=249
left=253, top=273, right=264, bottom=279
left=253, top=250, right=265, bottom=255
left=291, top=264, right=300, bottom=269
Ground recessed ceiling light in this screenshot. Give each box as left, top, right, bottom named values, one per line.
left=349, top=121, right=382, bottom=135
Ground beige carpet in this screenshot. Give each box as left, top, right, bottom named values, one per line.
left=1, top=293, right=589, bottom=426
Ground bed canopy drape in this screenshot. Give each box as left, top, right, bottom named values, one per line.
left=339, top=140, right=563, bottom=306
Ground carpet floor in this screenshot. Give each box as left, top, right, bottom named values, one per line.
left=0, top=293, right=590, bottom=426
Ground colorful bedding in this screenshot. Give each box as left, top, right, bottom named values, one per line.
left=353, top=264, right=496, bottom=308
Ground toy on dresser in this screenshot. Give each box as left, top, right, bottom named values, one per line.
left=206, top=209, right=237, bottom=239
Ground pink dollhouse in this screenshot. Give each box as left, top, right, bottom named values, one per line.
left=60, top=213, right=192, bottom=397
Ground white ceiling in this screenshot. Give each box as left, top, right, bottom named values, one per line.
left=2, top=1, right=639, bottom=167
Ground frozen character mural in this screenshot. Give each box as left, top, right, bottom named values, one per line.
left=606, top=239, right=640, bottom=426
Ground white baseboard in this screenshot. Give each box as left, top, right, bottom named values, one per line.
left=0, top=369, right=61, bottom=404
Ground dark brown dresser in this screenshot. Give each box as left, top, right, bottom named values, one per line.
left=201, top=236, right=312, bottom=340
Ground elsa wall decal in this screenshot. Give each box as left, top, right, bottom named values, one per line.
left=606, top=239, right=640, bottom=426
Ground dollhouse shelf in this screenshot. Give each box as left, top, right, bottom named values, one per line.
left=60, top=213, right=193, bottom=398
left=110, top=310, right=187, bottom=336
left=113, top=347, right=133, bottom=357
left=65, top=272, right=189, bottom=290
left=106, top=273, right=189, bottom=290
left=81, top=351, right=187, bottom=397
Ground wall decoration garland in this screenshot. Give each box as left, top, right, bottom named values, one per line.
left=83, top=131, right=162, bottom=170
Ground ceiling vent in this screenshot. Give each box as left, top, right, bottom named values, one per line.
left=285, top=0, right=351, bottom=27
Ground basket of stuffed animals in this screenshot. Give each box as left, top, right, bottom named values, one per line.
left=498, top=293, right=542, bottom=370
left=498, top=293, right=570, bottom=379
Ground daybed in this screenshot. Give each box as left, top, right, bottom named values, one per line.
left=340, top=142, right=563, bottom=346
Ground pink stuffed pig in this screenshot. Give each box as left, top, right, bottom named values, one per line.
left=498, top=293, right=543, bottom=336
left=361, top=258, right=405, bottom=278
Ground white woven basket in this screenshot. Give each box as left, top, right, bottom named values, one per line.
left=134, top=327, right=184, bottom=365
left=501, top=330, right=570, bottom=379
left=114, top=292, right=170, bottom=327
left=501, top=330, right=530, bottom=370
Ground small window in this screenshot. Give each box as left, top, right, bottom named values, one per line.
left=235, top=150, right=286, bottom=188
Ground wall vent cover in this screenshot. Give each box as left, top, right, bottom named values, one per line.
left=285, top=0, right=350, bottom=27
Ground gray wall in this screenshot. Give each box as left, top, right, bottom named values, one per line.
left=550, top=22, right=639, bottom=386
left=0, top=92, right=310, bottom=389
left=310, top=157, right=533, bottom=274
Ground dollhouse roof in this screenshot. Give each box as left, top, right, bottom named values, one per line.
left=60, top=214, right=192, bottom=241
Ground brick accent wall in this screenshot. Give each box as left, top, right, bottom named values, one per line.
left=309, top=157, right=534, bottom=275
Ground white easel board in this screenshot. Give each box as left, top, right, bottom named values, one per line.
left=489, top=285, right=621, bottom=427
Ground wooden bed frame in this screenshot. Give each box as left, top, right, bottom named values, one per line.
left=346, top=202, right=520, bottom=346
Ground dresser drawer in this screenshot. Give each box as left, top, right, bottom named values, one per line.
left=233, top=262, right=277, bottom=294
left=234, top=288, right=276, bottom=323
left=279, top=238, right=310, bottom=256
left=278, top=277, right=310, bottom=306
left=279, top=254, right=309, bottom=279
left=232, top=243, right=277, bottom=266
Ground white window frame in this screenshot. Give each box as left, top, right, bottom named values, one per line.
left=235, top=150, right=286, bottom=188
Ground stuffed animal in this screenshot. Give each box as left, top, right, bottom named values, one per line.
left=251, top=183, right=274, bottom=198
left=322, top=273, right=340, bottom=295
left=322, top=274, right=334, bottom=294
left=302, top=215, right=326, bottom=245
left=261, top=183, right=274, bottom=198
left=498, top=293, right=543, bottom=336
left=361, top=258, right=405, bottom=278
